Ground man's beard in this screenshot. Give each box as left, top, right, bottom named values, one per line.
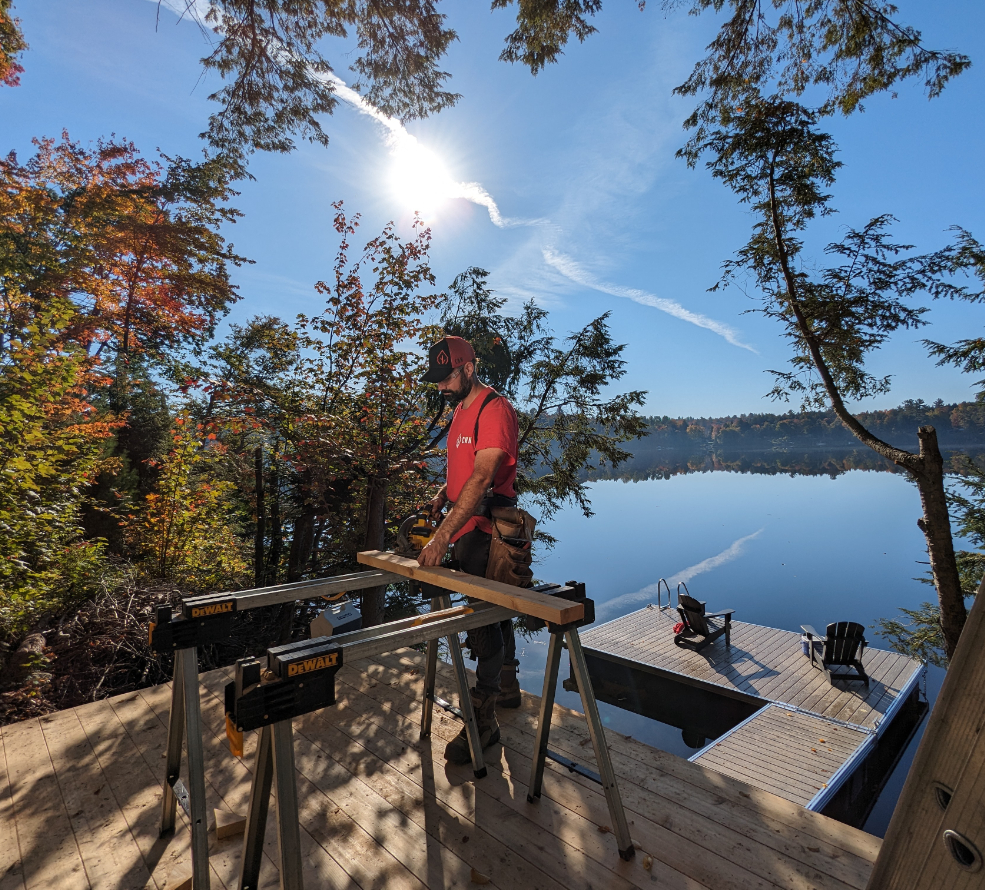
left=442, top=373, right=473, bottom=406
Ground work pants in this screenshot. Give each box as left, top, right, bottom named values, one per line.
left=452, top=529, right=516, bottom=697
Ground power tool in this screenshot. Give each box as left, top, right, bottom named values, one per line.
left=395, top=511, right=438, bottom=556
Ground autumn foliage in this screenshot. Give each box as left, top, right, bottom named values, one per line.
left=0, top=134, right=246, bottom=642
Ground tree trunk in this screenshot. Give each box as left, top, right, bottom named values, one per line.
left=254, top=446, right=265, bottom=589
left=267, top=459, right=282, bottom=585
left=287, top=509, right=316, bottom=583
left=361, top=476, right=389, bottom=627
left=767, top=177, right=968, bottom=662
left=912, top=426, right=967, bottom=660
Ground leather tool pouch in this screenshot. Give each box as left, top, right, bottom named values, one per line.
left=485, top=506, right=536, bottom=588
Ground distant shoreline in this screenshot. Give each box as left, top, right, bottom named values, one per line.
left=638, top=399, right=985, bottom=454
left=585, top=440, right=985, bottom=482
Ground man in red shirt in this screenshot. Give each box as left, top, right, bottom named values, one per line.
left=418, top=335, right=521, bottom=763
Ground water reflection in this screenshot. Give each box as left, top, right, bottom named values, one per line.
left=597, top=529, right=764, bottom=621
left=587, top=445, right=985, bottom=482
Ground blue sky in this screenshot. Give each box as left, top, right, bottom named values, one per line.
left=3, top=0, right=984, bottom=417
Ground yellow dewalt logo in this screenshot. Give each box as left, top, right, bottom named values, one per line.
left=287, top=654, right=339, bottom=676
left=190, top=601, right=234, bottom=618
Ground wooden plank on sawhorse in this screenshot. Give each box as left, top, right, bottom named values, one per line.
left=356, top=550, right=585, bottom=624
left=150, top=568, right=402, bottom=890
left=226, top=572, right=634, bottom=890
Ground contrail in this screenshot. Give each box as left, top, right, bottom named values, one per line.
left=595, top=528, right=764, bottom=620
left=543, top=249, right=757, bottom=352
left=155, top=0, right=538, bottom=228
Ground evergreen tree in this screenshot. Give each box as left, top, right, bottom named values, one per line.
left=688, top=93, right=978, bottom=659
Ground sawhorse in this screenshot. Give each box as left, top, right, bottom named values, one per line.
left=151, top=569, right=401, bottom=890
left=230, top=583, right=634, bottom=890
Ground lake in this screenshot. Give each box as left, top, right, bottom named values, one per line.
left=509, top=455, right=952, bottom=837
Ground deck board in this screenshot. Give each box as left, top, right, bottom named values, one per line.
left=38, top=708, right=156, bottom=890
left=2, top=715, right=89, bottom=890
left=0, top=715, right=26, bottom=890
left=345, top=653, right=872, bottom=890
left=0, top=652, right=881, bottom=890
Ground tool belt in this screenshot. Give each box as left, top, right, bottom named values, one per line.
left=446, top=492, right=535, bottom=588
left=485, top=500, right=536, bottom=590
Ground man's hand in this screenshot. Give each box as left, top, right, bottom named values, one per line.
left=417, top=527, right=450, bottom=566
left=426, top=491, right=447, bottom=522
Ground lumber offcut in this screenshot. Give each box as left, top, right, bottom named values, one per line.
left=357, top=550, right=583, bottom=625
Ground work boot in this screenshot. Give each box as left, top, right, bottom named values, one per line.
left=444, top=688, right=500, bottom=765
left=498, top=661, right=521, bottom=709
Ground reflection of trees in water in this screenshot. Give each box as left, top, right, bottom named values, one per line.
left=586, top=447, right=985, bottom=482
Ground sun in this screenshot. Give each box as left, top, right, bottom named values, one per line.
left=389, top=137, right=458, bottom=217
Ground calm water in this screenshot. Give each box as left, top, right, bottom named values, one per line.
left=509, top=465, right=949, bottom=836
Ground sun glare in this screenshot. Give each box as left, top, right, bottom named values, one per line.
left=389, top=138, right=458, bottom=217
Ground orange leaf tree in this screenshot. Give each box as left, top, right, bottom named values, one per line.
left=1, top=134, right=249, bottom=551
left=0, top=135, right=247, bottom=380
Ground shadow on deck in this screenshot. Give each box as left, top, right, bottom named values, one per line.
left=0, top=650, right=881, bottom=890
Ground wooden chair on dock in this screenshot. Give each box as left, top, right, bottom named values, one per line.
left=801, top=621, right=869, bottom=686
left=674, top=594, right=735, bottom=651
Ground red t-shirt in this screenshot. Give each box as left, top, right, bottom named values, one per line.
left=446, top=387, right=518, bottom=541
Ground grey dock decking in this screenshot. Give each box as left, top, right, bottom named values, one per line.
left=579, top=604, right=924, bottom=809
left=688, top=704, right=873, bottom=808
left=0, top=650, right=880, bottom=890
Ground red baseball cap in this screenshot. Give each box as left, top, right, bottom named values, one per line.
left=421, top=336, right=475, bottom=383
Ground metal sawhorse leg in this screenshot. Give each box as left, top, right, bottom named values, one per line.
left=528, top=626, right=635, bottom=861
left=229, top=578, right=636, bottom=890
left=161, top=646, right=212, bottom=889
left=239, top=720, right=303, bottom=890
left=420, top=593, right=487, bottom=777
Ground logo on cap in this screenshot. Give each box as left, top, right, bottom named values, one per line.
left=436, top=350, right=449, bottom=365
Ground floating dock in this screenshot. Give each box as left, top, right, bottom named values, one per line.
left=578, top=605, right=925, bottom=812
left=0, top=649, right=880, bottom=890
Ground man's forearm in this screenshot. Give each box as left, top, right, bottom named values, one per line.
left=418, top=448, right=507, bottom=566
left=437, top=473, right=490, bottom=543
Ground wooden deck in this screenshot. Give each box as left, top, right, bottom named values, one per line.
left=0, top=649, right=881, bottom=890
left=579, top=605, right=923, bottom=733
left=689, top=704, right=873, bottom=808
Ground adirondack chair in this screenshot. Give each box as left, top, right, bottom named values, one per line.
left=674, top=594, right=735, bottom=651
left=801, top=621, right=869, bottom=686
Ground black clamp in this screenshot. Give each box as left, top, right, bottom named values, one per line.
left=522, top=581, right=595, bottom=635
left=148, top=604, right=235, bottom=652
left=224, top=638, right=345, bottom=732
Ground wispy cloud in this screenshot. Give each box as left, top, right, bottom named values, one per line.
left=596, top=528, right=764, bottom=620
left=543, top=249, right=756, bottom=352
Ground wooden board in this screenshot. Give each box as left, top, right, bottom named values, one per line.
left=357, top=550, right=584, bottom=624
left=36, top=707, right=157, bottom=890
left=0, top=720, right=26, bottom=890
left=692, top=705, right=872, bottom=808
left=866, top=583, right=985, bottom=890
left=341, top=650, right=879, bottom=890
left=579, top=604, right=922, bottom=732
left=1, top=717, right=89, bottom=890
